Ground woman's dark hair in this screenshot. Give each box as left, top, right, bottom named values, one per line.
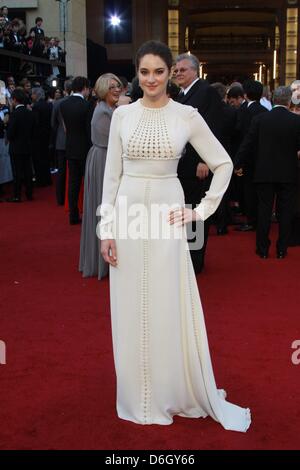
left=130, top=76, right=143, bottom=102
left=136, top=40, right=173, bottom=71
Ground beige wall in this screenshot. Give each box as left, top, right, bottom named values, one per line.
left=26, top=2, right=60, bottom=41
left=86, top=0, right=104, bottom=45
left=67, top=0, right=87, bottom=76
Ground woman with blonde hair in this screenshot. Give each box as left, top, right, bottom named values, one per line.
left=79, top=73, right=122, bottom=279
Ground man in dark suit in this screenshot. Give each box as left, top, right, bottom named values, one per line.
left=174, top=53, right=224, bottom=273
left=235, top=86, right=300, bottom=258
left=60, top=76, right=91, bottom=224
left=29, top=17, right=45, bottom=40
left=227, top=85, right=245, bottom=109
left=31, top=87, right=52, bottom=187
left=5, top=19, right=23, bottom=53
left=211, top=82, right=237, bottom=234
left=6, top=88, right=34, bottom=202
left=235, top=80, right=268, bottom=232
left=51, top=79, right=73, bottom=205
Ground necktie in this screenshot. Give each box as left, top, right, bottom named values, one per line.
left=177, top=90, right=184, bottom=101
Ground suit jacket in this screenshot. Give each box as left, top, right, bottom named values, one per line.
left=235, top=106, right=300, bottom=183
left=51, top=96, right=69, bottom=151
left=6, top=31, right=23, bottom=52
left=60, top=95, right=91, bottom=160
left=234, top=100, right=268, bottom=172
left=32, top=99, right=52, bottom=142
left=237, top=101, right=268, bottom=139
left=7, top=105, right=34, bottom=155
left=29, top=26, right=45, bottom=39
left=176, top=79, right=224, bottom=204
left=220, top=101, right=237, bottom=158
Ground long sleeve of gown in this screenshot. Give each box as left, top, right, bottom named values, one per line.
left=188, top=108, right=233, bottom=221
left=98, top=108, right=123, bottom=240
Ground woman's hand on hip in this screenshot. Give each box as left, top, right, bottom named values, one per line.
left=168, top=208, right=200, bottom=227
left=101, top=239, right=118, bottom=267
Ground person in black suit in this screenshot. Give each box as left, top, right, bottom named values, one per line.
left=227, top=85, right=245, bottom=109
left=211, top=82, right=237, bottom=234
left=174, top=53, right=224, bottom=273
left=5, top=19, right=23, bottom=53
left=31, top=87, right=52, bottom=187
left=235, top=86, right=300, bottom=258
left=235, top=80, right=268, bottom=232
left=51, top=79, right=73, bottom=205
left=29, top=17, right=45, bottom=40
left=6, top=88, right=34, bottom=202
left=60, top=76, right=91, bottom=224
left=226, top=86, right=247, bottom=216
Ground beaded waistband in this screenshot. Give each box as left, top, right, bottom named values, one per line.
left=123, top=172, right=177, bottom=179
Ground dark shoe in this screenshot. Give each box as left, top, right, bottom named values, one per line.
left=217, top=227, right=228, bottom=235
left=277, top=251, right=287, bottom=259
left=235, top=224, right=255, bottom=232
left=256, top=249, right=268, bottom=259
left=6, top=197, right=22, bottom=203
left=69, top=218, right=82, bottom=225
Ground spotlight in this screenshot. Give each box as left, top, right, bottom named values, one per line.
left=52, top=79, right=58, bottom=88
left=110, top=15, right=121, bottom=27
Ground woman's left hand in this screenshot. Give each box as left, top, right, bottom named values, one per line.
left=168, top=207, right=200, bottom=227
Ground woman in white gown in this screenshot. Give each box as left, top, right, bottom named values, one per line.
left=99, top=41, right=251, bottom=432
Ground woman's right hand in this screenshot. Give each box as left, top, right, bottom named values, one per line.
left=101, top=239, right=118, bottom=267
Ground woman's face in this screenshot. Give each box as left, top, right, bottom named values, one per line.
left=105, top=79, right=122, bottom=106
left=54, top=89, right=62, bottom=100
left=138, top=54, right=170, bottom=101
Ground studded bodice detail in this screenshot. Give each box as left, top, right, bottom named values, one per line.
left=126, top=107, right=175, bottom=160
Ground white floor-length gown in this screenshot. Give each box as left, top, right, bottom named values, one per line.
left=99, top=98, right=251, bottom=432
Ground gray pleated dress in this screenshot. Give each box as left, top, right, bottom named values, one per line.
left=79, top=101, right=114, bottom=279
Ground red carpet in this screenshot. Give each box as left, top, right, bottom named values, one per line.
left=1, top=184, right=300, bottom=450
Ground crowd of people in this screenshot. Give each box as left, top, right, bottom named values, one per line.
left=2, top=36, right=300, bottom=433
left=1, top=47, right=300, bottom=271
left=0, top=72, right=72, bottom=201
left=0, top=6, right=65, bottom=77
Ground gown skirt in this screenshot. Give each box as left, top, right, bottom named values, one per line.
left=109, top=159, right=251, bottom=432
left=0, top=138, right=13, bottom=184
left=79, top=144, right=108, bottom=279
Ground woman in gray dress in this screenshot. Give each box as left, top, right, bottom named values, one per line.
left=0, top=104, right=13, bottom=192
left=79, top=73, right=122, bottom=278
